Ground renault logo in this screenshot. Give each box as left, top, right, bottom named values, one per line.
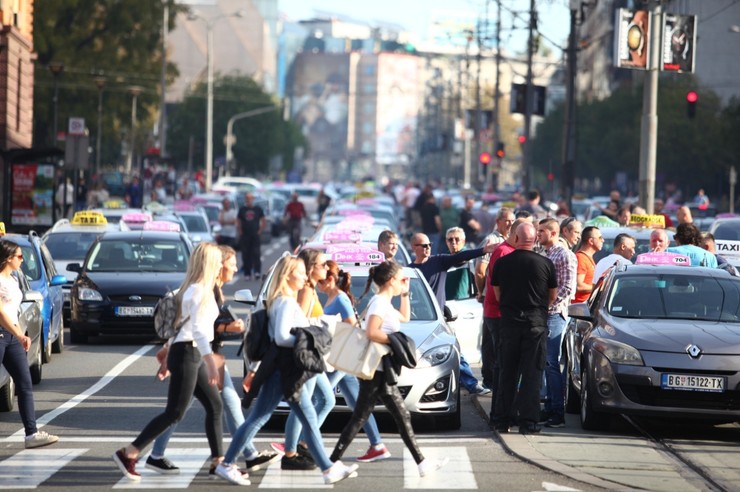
left=129, top=295, right=142, bottom=302
left=686, top=344, right=702, bottom=358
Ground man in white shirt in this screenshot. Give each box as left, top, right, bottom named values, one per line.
left=593, top=233, right=636, bottom=284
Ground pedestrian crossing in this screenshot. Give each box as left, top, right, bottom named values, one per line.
left=0, top=440, right=484, bottom=489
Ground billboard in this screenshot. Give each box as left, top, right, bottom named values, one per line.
left=11, top=164, right=55, bottom=227
left=662, top=13, right=697, bottom=73
left=615, top=9, right=650, bottom=70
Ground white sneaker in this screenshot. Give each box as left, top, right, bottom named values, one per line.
left=215, top=463, right=251, bottom=486
left=323, top=461, right=359, bottom=484
left=25, top=431, right=59, bottom=449
left=418, top=457, right=449, bottom=477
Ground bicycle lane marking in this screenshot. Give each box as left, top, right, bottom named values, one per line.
left=3, top=344, right=156, bottom=442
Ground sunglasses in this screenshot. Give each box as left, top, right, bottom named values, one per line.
left=446, top=237, right=462, bottom=243
left=561, top=217, right=576, bottom=228
left=415, top=243, right=432, bottom=249
left=14, top=254, right=23, bottom=260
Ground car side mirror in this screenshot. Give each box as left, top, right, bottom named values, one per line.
left=444, top=305, right=458, bottom=322
left=568, top=302, right=592, bottom=321
left=50, top=274, right=67, bottom=287
left=234, top=289, right=256, bottom=306
left=67, top=263, right=81, bottom=273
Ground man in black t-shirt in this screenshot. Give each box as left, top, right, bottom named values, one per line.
left=236, top=192, right=266, bottom=281
left=490, top=222, right=557, bottom=434
left=458, top=196, right=481, bottom=248
left=419, top=194, right=441, bottom=250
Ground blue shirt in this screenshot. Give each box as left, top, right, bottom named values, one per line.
left=667, top=244, right=718, bottom=268
left=323, top=292, right=354, bottom=321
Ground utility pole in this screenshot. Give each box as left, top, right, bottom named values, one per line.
left=159, top=4, right=169, bottom=158
left=475, top=14, right=484, bottom=189
left=561, top=0, right=579, bottom=211
left=487, top=0, right=501, bottom=192
left=638, top=1, right=662, bottom=215
left=522, top=0, right=536, bottom=191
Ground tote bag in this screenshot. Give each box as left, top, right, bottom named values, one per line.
left=327, top=321, right=390, bottom=380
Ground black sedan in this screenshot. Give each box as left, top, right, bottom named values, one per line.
left=67, top=231, right=193, bottom=343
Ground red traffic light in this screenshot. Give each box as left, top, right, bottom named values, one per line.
left=686, top=91, right=698, bottom=103
left=479, top=152, right=492, bottom=165
left=547, top=172, right=555, bottom=181
left=518, top=135, right=526, bottom=144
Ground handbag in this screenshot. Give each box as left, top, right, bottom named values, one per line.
left=327, top=321, right=390, bottom=380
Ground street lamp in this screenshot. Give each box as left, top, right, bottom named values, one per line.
left=127, top=86, right=143, bottom=175
left=93, top=76, right=106, bottom=176
left=188, top=9, right=246, bottom=191
left=225, top=106, right=278, bottom=176
left=48, top=62, right=64, bottom=146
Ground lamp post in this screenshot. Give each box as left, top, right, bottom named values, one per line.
left=225, top=106, right=278, bottom=176
left=127, top=86, right=143, bottom=174
left=93, top=76, right=106, bottom=176
left=188, top=9, right=246, bottom=191
left=48, top=62, right=64, bottom=146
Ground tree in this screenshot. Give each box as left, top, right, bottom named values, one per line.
left=33, top=0, right=184, bottom=167
left=167, top=74, right=306, bottom=178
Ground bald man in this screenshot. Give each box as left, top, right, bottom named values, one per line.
left=490, top=222, right=557, bottom=434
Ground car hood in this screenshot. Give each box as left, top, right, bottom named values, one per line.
left=80, top=272, right=186, bottom=296
left=400, top=320, right=456, bottom=350
left=603, top=315, right=740, bottom=355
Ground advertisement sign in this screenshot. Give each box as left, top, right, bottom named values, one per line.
left=615, top=9, right=650, bottom=70
left=11, top=164, right=55, bottom=227
left=662, top=13, right=697, bottom=73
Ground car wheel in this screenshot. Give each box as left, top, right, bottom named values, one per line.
left=30, top=340, right=43, bottom=384
left=52, top=326, right=64, bottom=354
left=436, top=386, right=461, bottom=430
left=565, top=364, right=579, bottom=414
left=580, top=366, right=610, bottom=431
left=42, top=332, right=52, bottom=364
left=0, top=378, right=15, bottom=412
left=70, top=328, right=88, bottom=344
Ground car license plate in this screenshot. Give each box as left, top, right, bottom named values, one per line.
left=116, top=306, right=154, bottom=317
left=660, top=373, right=725, bottom=392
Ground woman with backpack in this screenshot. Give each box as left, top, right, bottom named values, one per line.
left=113, top=243, right=245, bottom=484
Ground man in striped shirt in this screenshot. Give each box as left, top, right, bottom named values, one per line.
left=536, top=218, right=578, bottom=428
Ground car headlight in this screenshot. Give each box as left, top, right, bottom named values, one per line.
left=418, top=344, right=454, bottom=368
left=591, top=337, right=643, bottom=366
left=77, top=288, right=103, bottom=301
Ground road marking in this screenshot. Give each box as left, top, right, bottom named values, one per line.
left=3, top=345, right=156, bottom=442
left=404, top=446, right=477, bottom=489
left=260, top=466, right=331, bottom=489
left=25, top=436, right=490, bottom=445
left=113, top=448, right=210, bottom=489
left=540, top=482, right=581, bottom=491
left=0, top=448, right=87, bottom=489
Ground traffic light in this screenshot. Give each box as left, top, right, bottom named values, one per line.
left=686, top=91, right=697, bottom=119
left=518, top=135, right=526, bottom=145
left=479, top=151, right=492, bottom=166
left=495, top=142, right=505, bottom=158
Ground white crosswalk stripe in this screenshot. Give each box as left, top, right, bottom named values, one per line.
left=0, top=448, right=87, bottom=489
left=404, top=446, right=477, bottom=489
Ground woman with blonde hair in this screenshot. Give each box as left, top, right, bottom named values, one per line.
left=113, top=243, right=241, bottom=484
left=216, top=255, right=358, bottom=485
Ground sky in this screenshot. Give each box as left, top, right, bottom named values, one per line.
left=278, top=0, right=572, bottom=54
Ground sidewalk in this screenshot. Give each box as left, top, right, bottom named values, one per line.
left=470, top=393, right=702, bottom=492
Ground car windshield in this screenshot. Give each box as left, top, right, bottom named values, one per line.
left=607, top=274, right=740, bottom=322
left=348, top=275, right=436, bottom=321
left=85, top=239, right=189, bottom=273
left=711, top=222, right=740, bottom=241
left=19, top=245, right=41, bottom=281
left=180, top=214, right=209, bottom=233
left=44, top=232, right=100, bottom=260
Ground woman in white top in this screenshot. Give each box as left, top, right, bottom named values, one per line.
left=0, top=240, right=59, bottom=448
left=113, top=243, right=240, bottom=484
left=329, top=260, right=448, bottom=477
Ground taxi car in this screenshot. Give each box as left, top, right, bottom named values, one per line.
left=42, top=211, right=124, bottom=328
left=0, top=271, right=44, bottom=410
left=247, top=246, right=462, bottom=429
left=173, top=209, right=215, bottom=245
left=5, top=232, right=67, bottom=363
left=594, top=226, right=675, bottom=263
left=67, top=228, right=193, bottom=343
left=564, top=252, right=740, bottom=430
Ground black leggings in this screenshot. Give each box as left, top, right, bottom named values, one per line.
left=132, top=342, right=223, bottom=458
left=330, top=370, right=424, bottom=464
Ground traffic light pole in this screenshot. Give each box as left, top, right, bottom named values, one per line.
left=638, top=1, right=662, bottom=215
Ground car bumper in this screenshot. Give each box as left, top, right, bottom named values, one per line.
left=71, top=301, right=157, bottom=336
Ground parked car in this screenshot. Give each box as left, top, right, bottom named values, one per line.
left=594, top=226, right=675, bottom=264
left=565, top=257, right=740, bottom=430
left=5, top=232, right=67, bottom=362
left=0, top=271, right=44, bottom=411
left=67, top=230, right=193, bottom=343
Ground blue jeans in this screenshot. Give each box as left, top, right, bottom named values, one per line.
left=0, top=328, right=37, bottom=436
left=544, top=313, right=567, bottom=416
left=284, top=372, right=335, bottom=453
left=151, top=365, right=244, bottom=457
left=225, top=371, right=333, bottom=471
left=327, top=370, right=382, bottom=446
left=459, top=354, right=479, bottom=391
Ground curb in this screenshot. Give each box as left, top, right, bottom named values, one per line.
left=470, top=395, right=641, bottom=492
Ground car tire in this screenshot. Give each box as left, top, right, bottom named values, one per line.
left=437, top=387, right=462, bottom=430
left=42, top=332, right=52, bottom=364
left=70, top=329, right=88, bottom=344
left=30, top=340, right=43, bottom=384
left=0, top=378, right=15, bottom=412
left=52, top=327, right=64, bottom=354
left=580, top=366, right=610, bottom=431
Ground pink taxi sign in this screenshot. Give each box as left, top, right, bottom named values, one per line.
left=329, top=246, right=384, bottom=264
left=337, top=208, right=371, bottom=217
left=326, top=244, right=377, bottom=254
left=636, top=252, right=691, bottom=266
left=324, top=230, right=361, bottom=243
left=121, top=212, right=152, bottom=224
left=144, top=221, right=181, bottom=232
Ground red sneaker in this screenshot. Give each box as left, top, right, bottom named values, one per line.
left=356, top=445, right=391, bottom=463
left=113, top=448, right=141, bottom=481
left=270, top=442, right=285, bottom=454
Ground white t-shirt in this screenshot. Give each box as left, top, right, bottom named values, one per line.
left=172, top=284, right=218, bottom=356
left=0, top=274, right=21, bottom=326
left=219, top=208, right=238, bottom=239
left=593, top=254, right=632, bottom=284
left=363, top=295, right=400, bottom=335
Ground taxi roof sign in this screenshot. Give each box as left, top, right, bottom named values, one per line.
left=324, top=230, right=362, bottom=243
left=143, top=221, right=181, bottom=232
left=635, top=252, right=691, bottom=266
left=327, top=245, right=384, bottom=265
left=0, top=221, right=5, bottom=234
left=121, top=212, right=152, bottom=224
left=629, top=214, right=665, bottom=228
left=103, top=199, right=126, bottom=209
left=71, top=211, right=108, bottom=226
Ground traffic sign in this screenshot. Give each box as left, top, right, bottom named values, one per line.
left=68, top=117, right=86, bottom=136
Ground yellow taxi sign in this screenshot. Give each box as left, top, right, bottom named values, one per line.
left=629, top=214, right=665, bottom=228
left=0, top=221, right=5, bottom=234
left=71, top=211, right=108, bottom=226
left=103, top=199, right=126, bottom=209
